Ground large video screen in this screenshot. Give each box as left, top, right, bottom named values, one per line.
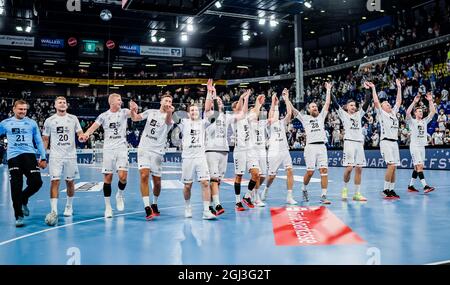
left=79, top=39, right=104, bottom=58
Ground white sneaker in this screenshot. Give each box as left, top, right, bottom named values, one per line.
left=286, top=196, right=298, bottom=205
left=185, top=206, right=192, bottom=218
left=202, top=210, right=217, bottom=220
left=261, top=188, right=268, bottom=201
left=63, top=204, right=73, bottom=217
left=104, top=206, right=113, bottom=218
left=255, top=199, right=266, bottom=207
left=116, top=192, right=124, bottom=211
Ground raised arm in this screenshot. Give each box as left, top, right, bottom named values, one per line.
left=165, top=105, right=175, bottom=125
left=205, top=78, right=215, bottom=113
left=395, top=78, right=402, bottom=109
left=323, top=82, right=332, bottom=113
left=241, top=89, right=250, bottom=114
left=268, top=93, right=279, bottom=124
left=366, top=82, right=380, bottom=109
left=361, top=88, right=372, bottom=112
left=406, top=94, right=421, bottom=119
left=425, top=92, right=436, bottom=120
left=251, top=94, right=266, bottom=119
left=281, top=88, right=292, bottom=123
left=129, top=100, right=143, bottom=122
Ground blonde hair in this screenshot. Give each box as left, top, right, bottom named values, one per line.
left=108, top=93, right=121, bottom=104
left=54, top=96, right=66, bottom=102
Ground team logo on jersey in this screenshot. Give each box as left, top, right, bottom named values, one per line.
left=190, top=129, right=200, bottom=135
left=109, top=122, right=120, bottom=129
left=57, top=126, right=64, bottom=133
left=11, top=128, right=21, bottom=134
left=149, top=119, right=158, bottom=127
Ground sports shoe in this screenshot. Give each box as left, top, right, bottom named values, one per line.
left=235, top=202, right=245, bottom=211
left=202, top=210, right=217, bottom=220
left=286, top=196, right=298, bottom=205
left=145, top=206, right=154, bottom=220
left=22, top=204, right=30, bottom=216
left=15, top=216, right=24, bottom=227
left=184, top=206, right=192, bottom=218
left=261, top=188, right=268, bottom=201
left=63, top=204, right=73, bottom=217
left=352, top=193, right=367, bottom=202
left=320, top=195, right=331, bottom=204
left=408, top=185, right=419, bottom=192
left=209, top=206, right=217, bottom=216
left=115, top=192, right=125, bottom=211
left=302, top=190, right=309, bottom=202
left=151, top=204, right=160, bottom=216
left=215, top=204, right=225, bottom=215
left=242, top=196, right=255, bottom=208
left=382, top=189, right=393, bottom=199
left=104, top=206, right=113, bottom=218
left=424, top=185, right=435, bottom=194
left=255, top=199, right=266, bottom=207
left=390, top=190, right=400, bottom=199
left=341, top=187, right=348, bottom=201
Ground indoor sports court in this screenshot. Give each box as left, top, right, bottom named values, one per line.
left=0, top=0, right=450, bottom=267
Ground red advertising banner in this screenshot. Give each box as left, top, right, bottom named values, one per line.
left=271, top=206, right=365, bottom=246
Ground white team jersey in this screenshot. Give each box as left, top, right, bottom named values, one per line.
left=43, top=113, right=82, bottom=159
left=179, top=118, right=207, bottom=159
left=376, top=106, right=399, bottom=140
left=205, top=112, right=234, bottom=152
left=248, top=112, right=268, bottom=151
left=408, top=116, right=432, bottom=147
left=268, top=117, right=289, bottom=154
left=296, top=109, right=328, bottom=144
left=95, top=108, right=130, bottom=150
left=233, top=115, right=251, bottom=151
left=139, top=109, right=173, bottom=155
left=337, top=108, right=365, bottom=142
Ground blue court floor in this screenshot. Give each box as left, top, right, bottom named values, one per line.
left=0, top=162, right=449, bottom=265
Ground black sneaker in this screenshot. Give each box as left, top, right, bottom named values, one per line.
left=22, top=204, right=30, bottom=216
left=424, top=185, right=435, bottom=194
left=408, top=185, right=419, bottom=192
left=242, top=196, right=255, bottom=208
left=209, top=206, right=217, bottom=216
left=215, top=204, right=225, bottom=216
left=382, top=189, right=393, bottom=199
left=235, top=202, right=245, bottom=211
left=145, top=206, right=154, bottom=220
left=389, top=190, right=400, bottom=199
left=151, top=204, right=160, bottom=216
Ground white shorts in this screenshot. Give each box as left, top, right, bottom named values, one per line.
left=342, top=140, right=366, bottom=167
left=380, top=140, right=400, bottom=166
left=257, top=154, right=268, bottom=177
left=268, top=151, right=292, bottom=176
left=138, top=149, right=163, bottom=176
left=304, top=144, right=328, bottom=171
left=233, top=149, right=260, bottom=175
left=410, top=145, right=426, bottom=166
left=102, top=148, right=129, bottom=174
left=49, top=158, right=80, bottom=181
left=182, top=156, right=210, bottom=183
left=206, top=151, right=228, bottom=180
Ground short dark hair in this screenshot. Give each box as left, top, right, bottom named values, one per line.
left=161, top=93, right=173, bottom=101
left=346, top=99, right=356, bottom=105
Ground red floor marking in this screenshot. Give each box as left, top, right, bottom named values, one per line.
left=271, top=206, right=365, bottom=246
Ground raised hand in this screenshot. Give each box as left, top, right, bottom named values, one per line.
left=257, top=94, right=265, bottom=105
left=363, top=81, right=370, bottom=89
left=426, top=92, right=433, bottom=101
left=282, top=88, right=289, bottom=99
left=325, top=82, right=332, bottom=91
left=272, top=93, right=279, bottom=105
left=207, top=78, right=214, bottom=92
left=396, top=78, right=402, bottom=88
left=165, top=105, right=175, bottom=113
left=367, top=82, right=375, bottom=89
left=129, top=100, right=138, bottom=112
left=413, top=94, right=421, bottom=103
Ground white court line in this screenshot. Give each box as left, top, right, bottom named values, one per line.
left=0, top=198, right=288, bottom=247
